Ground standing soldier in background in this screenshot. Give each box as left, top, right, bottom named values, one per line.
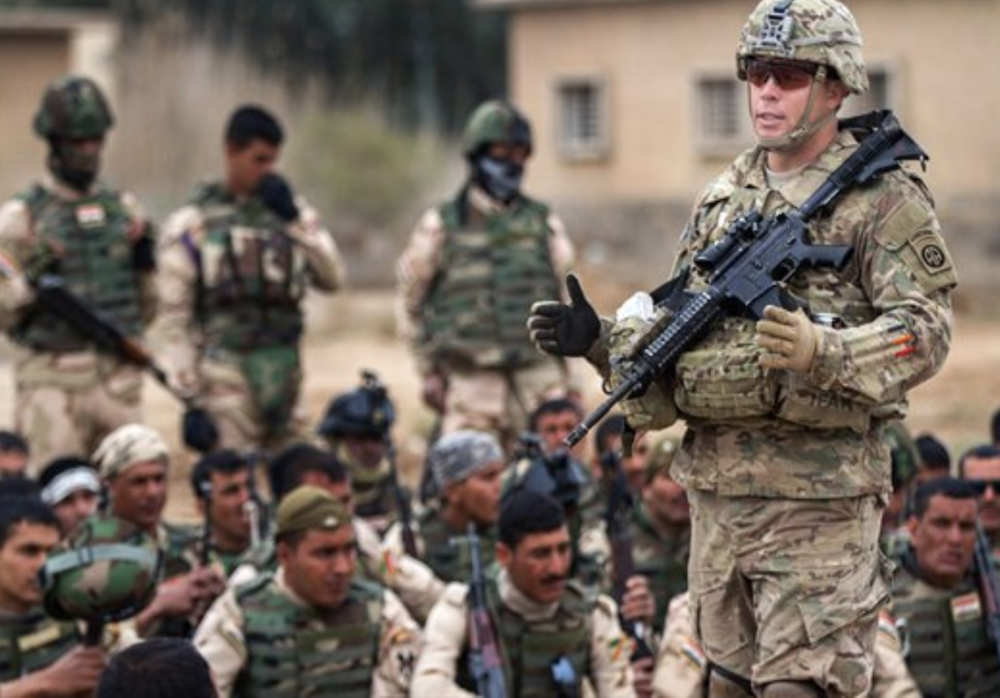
left=396, top=100, right=581, bottom=448
left=0, top=76, right=157, bottom=473
left=154, top=104, right=345, bottom=452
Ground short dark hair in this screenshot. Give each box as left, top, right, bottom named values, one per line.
left=0, top=431, right=29, bottom=456
left=190, top=450, right=250, bottom=500
left=268, top=444, right=347, bottom=502
left=225, top=105, right=283, bottom=149
left=498, top=489, right=566, bottom=549
left=915, top=434, right=951, bottom=472
left=38, top=456, right=96, bottom=490
left=957, top=444, right=1000, bottom=478
left=594, top=414, right=625, bottom=457
left=0, top=477, right=42, bottom=500
left=911, top=477, right=979, bottom=520
left=0, top=496, right=59, bottom=547
left=528, top=398, right=583, bottom=433
left=96, top=638, right=217, bottom=698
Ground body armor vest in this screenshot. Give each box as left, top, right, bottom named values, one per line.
left=630, top=507, right=689, bottom=634
left=0, top=610, right=78, bottom=680
left=14, top=183, right=143, bottom=352
left=892, top=560, right=1000, bottom=698
left=418, top=510, right=496, bottom=583
left=192, top=183, right=305, bottom=351
left=423, top=189, right=560, bottom=370
left=235, top=574, right=383, bottom=698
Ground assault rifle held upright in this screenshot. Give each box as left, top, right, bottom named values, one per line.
left=974, top=521, right=1000, bottom=669
left=465, top=523, right=507, bottom=698
left=564, top=110, right=927, bottom=449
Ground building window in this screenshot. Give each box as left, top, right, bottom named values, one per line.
left=842, top=65, right=895, bottom=117
left=694, top=73, right=750, bottom=155
left=557, top=78, right=608, bottom=160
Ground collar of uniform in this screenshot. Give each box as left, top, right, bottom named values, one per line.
left=468, top=184, right=508, bottom=215
left=43, top=173, right=98, bottom=200
left=496, top=568, right=560, bottom=622
left=756, top=127, right=860, bottom=211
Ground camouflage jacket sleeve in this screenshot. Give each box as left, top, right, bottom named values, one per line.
left=0, top=199, right=36, bottom=332
left=652, top=593, right=706, bottom=698
left=410, top=582, right=480, bottom=698
left=372, top=590, right=423, bottom=697
left=193, top=586, right=247, bottom=698
left=286, top=195, right=346, bottom=292
left=395, top=206, right=445, bottom=376
left=589, top=595, right=637, bottom=698
left=547, top=211, right=590, bottom=395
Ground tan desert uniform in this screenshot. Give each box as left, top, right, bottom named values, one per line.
left=652, top=593, right=920, bottom=698
left=154, top=187, right=344, bottom=450
left=396, top=185, right=580, bottom=443
left=194, top=568, right=420, bottom=697
left=412, top=568, right=635, bottom=698
left=0, top=179, right=156, bottom=473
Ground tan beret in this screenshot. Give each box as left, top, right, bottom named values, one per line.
left=276, top=485, right=349, bottom=538
left=93, top=424, right=169, bottom=479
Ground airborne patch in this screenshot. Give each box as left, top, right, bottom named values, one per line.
left=951, top=592, right=982, bottom=623
left=909, top=232, right=952, bottom=276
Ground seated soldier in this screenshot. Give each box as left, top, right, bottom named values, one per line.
left=413, top=489, right=635, bottom=697
left=38, top=456, right=101, bottom=537
left=0, top=496, right=106, bottom=696
left=195, top=485, right=421, bottom=697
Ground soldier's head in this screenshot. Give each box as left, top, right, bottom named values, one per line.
left=957, top=444, right=1000, bottom=538
left=268, top=444, right=352, bottom=512
left=34, top=75, right=114, bottom=192
left=224, top=104, right=284, bottom=196
left=906, top=477, right=979, bottom=590
left=915, top=433, right=951, bottom=482
left=94, top=424, right=170, bottom=535
left=463, top=100, right=533, bottom=204
left=97, top=638, right=217, bottom=698
left=641, top=436, right=688, bottom=528
left=317, top=377, right=394, bottom=470
left=530, top=398, right=584, bottom=457
left=0, top=431, right=29, bottom=477
left=0, top=496, right=61, bottom=613
left=39, top=456, right=101, bottom=537
left=275, top=486, right=355, bottom=609
left=191, top=450, right=253, bottom=551
left=736, top=0, right=864, bottom=153
left=497, top=490, right=570, bottom=605
left=431, top=431, right=506, bottom=527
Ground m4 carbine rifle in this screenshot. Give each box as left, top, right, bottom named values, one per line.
left=565, top=110, right=927, bottom=448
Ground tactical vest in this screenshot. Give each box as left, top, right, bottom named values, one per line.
left=422, top=189, right=560, bottom=370
left=235, top=574, right=384, bottom=698
left=892, top=563, right=1000, bottom=698
left=630, top=508, right=689, bottom=634
left=13, top=183, right=143, bottom=352
left=192, top=183, right=305, bottom=351
left=0, top=610, right=78, bottom=680
left=418, top=510, right=496, bottom=583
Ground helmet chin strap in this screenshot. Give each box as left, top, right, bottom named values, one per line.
left=754, top=66, right=837, bottom=152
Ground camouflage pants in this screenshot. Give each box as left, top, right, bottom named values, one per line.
left=688, top=490, right=891, bottom=696
left=16, top=353, right=142, bottom=475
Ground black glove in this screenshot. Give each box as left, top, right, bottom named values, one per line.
left=131, top=228, right=156, bottom=272
left=183, top=407, right=219, bottom=453
left=257, top=172, right=300, bottom=222
left=527, top=273, right=601, bottom=357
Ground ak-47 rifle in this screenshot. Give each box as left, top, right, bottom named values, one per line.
left=465, top=523, right=507, bottom=698
left=565, top=110, right=927, bottom=448
left=974, top=521, right=1000, bottom=668
left=601, top=449, right=654, bottom=661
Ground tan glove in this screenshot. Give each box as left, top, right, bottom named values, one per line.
left=755, top=306, right=820, bottom=372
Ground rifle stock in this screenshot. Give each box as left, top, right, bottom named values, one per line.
left=464, top=523, right=507, bottom=698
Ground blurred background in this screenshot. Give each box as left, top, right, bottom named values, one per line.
left=1, top=0, right=998, bottom=511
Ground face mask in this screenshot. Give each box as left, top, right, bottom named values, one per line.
left=474, top=155, right=524, bottom=204
left=49, top=140, right=101, bottom=192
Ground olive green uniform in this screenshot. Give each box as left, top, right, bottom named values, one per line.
left=0, top=609, right=78, bottom=683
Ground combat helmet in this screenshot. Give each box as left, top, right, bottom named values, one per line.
left=462, top=100, right=533, bottom=160
left=40, top=514, right=162, bottom=624
left=317, top=370, right=395, bottom=440
left=33, top=75, right=115, bottom=140
left=736, top=0, right=868, bottom=94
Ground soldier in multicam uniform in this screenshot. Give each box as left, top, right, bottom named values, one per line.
left=890, top=477, right=1000, bottom=697
left=413, top=489, right=636, bottom=697
left=194, top=485, right=421, bottom=697
left=396, top=100, right=580, bottom=448
left=0, top=76, right=157, bottom=474
left=93, top=424, right=225, bottom=637
left=0, top=496, right=107, bottom=696
left=528, top=1, right=956, bottom=695
left=154, top=105, right=345, bottom=451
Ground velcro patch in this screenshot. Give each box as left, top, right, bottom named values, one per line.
left=951, top=592, right=982, bottom=623
left=909, top=232, right=952, bottom=276
left=75, top=203, right=106, bottom=228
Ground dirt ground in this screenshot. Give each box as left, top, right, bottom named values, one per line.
left=1, top=282, right=998, bottom=523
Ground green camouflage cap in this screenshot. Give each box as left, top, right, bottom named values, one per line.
left=33, top=75, right=115, bottom=139
left=276, top=485, right=349, bottom=538
left=737, top=0, right=868, bottom=94
left=462, top=100, right=533, bottom=158
left=41, top=514, right=161, bottom=623
left=93, top=424, right=170, bottom=479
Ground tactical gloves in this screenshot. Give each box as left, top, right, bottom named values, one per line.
left=527, top=273, right=601, bottom=357
left=756, top=306, right=821, bottom=373
left=257, top=173, right=300, bottom=222
left=182, top=406, right=219, bottom=454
